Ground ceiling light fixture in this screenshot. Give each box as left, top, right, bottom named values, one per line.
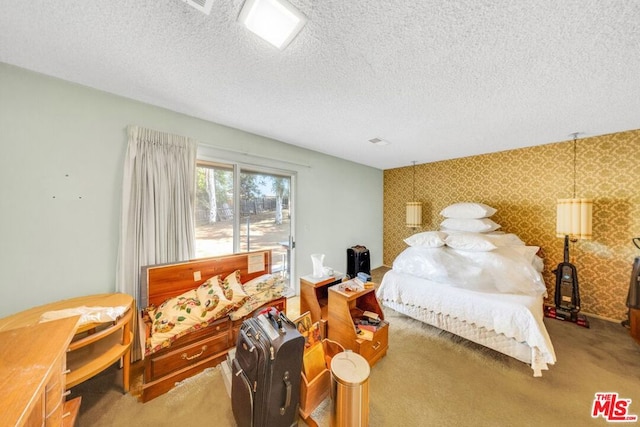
left=238, top=0, right=307, bottom=50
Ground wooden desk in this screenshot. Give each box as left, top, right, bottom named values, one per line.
left=0, top=293, right=134, bottom=393
left=0, top=316, right=81, bottom=426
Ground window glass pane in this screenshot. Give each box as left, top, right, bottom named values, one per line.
left=239, top=171, right=291, bottom=280
left=195, top=163, right=234, bottom=257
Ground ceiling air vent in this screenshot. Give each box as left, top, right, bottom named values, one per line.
left=180, top=0, right=214, bottom=15
left=369, top=137, right=390, bottom=146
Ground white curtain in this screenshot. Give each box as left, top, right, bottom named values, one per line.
left=116, top=125, right=197, bottom=360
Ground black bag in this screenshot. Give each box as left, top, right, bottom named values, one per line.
left=347, top=245, right=371, bottom=278
left=232, top=308, right=305, bottom=427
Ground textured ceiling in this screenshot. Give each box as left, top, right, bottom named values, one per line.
left=1, top=0, right=639, bottom=170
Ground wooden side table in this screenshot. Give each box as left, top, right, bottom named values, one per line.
left=300, top=273, right=344, bottom=336
left=327, top=283, right=388, bottom=366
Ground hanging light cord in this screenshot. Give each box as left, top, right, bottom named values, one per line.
left=412, top=161, right=416, bottom=200
left=572, top=134, right=577, bottom=199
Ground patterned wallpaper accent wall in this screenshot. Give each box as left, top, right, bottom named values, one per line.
left=383, top=129, right=640, bottom=321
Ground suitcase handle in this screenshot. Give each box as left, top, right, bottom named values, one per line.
left=239, top=329, right=255, bottom=353
left=279, top=312, right=295, bottom=327
left=280, top=371, right=291, bottom=415
left=267, top=310, right=285, bottom=333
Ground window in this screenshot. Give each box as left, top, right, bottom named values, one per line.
left=195, top=162, right=234, bottom=256
left=195, top=161, right=295, bottom=291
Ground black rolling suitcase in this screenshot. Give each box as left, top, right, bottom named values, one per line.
left=232, top=307, right=305, bottom=427
left=347, top=245, right=371, bottom=278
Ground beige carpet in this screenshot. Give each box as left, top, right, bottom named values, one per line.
left=75, top=304, right=640, bottom=427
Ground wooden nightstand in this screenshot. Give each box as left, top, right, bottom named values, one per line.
left=300, top=273, right=344, bottom=335
left=327, top=283, right=388, bottom=366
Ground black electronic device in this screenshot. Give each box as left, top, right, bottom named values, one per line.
left=347, top=245, right=370, bottom=279
left=544, top=235, right=590, bottom=327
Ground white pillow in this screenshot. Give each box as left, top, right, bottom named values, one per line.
left=404, top=231, right=447, bottom=248
left=485, top=233, right=525, bottom=247
left=445, top=233, right=497, bottom=252
left=440, top=202, right=497, bottom=219
left=510, top=246, right=540, bottom=264
left=440, top=218, right=501, bottom=233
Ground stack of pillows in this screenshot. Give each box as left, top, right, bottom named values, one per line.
left=439, top=202, right=500, bottom=233
left=401, top=202, right=545, bottom=295
left=404, top=202, right=504, bottom=252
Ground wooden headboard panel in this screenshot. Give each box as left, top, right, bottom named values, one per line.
left=141, top=250, right=272, bottom=308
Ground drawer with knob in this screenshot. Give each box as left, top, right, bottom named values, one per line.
left=145, top=317, right=231, bottom=381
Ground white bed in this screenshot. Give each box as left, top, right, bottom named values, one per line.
left=377, top=230, right=557, bottom=376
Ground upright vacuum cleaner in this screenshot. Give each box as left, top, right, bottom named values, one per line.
left=544, top=235, right=590, bottom=327
left=622, top=238, right=640, bottom=343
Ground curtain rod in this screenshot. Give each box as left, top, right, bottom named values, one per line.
left=198, top=142, right=311, bottom=168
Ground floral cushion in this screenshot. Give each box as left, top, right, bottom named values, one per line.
left=146, top=275, right=238, bottom=354
left=220, top=270, right=251, bottom=304
left=241, top=273, right=285, bottom=295
left=230, top=274, right=285, bottom=321
left=196, top=275, right=226, bottom=315
left=151, top=289, right=201, bottom=335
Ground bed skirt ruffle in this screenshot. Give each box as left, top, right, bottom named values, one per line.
left=381, top=300, right=549, bottom=376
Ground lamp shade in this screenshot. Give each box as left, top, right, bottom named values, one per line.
left=406, top=202, right=422, bottom=228
left=556, top=198, right=593, bottom=240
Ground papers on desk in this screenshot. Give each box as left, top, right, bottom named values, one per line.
left=39, top=305, right=128, bottom=326
left=339, top=279, right=364, bottom=292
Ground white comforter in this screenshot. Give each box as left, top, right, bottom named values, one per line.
left=377, top=270, right=556, bottom=373
left=391, top=245, right=547, bottom=296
